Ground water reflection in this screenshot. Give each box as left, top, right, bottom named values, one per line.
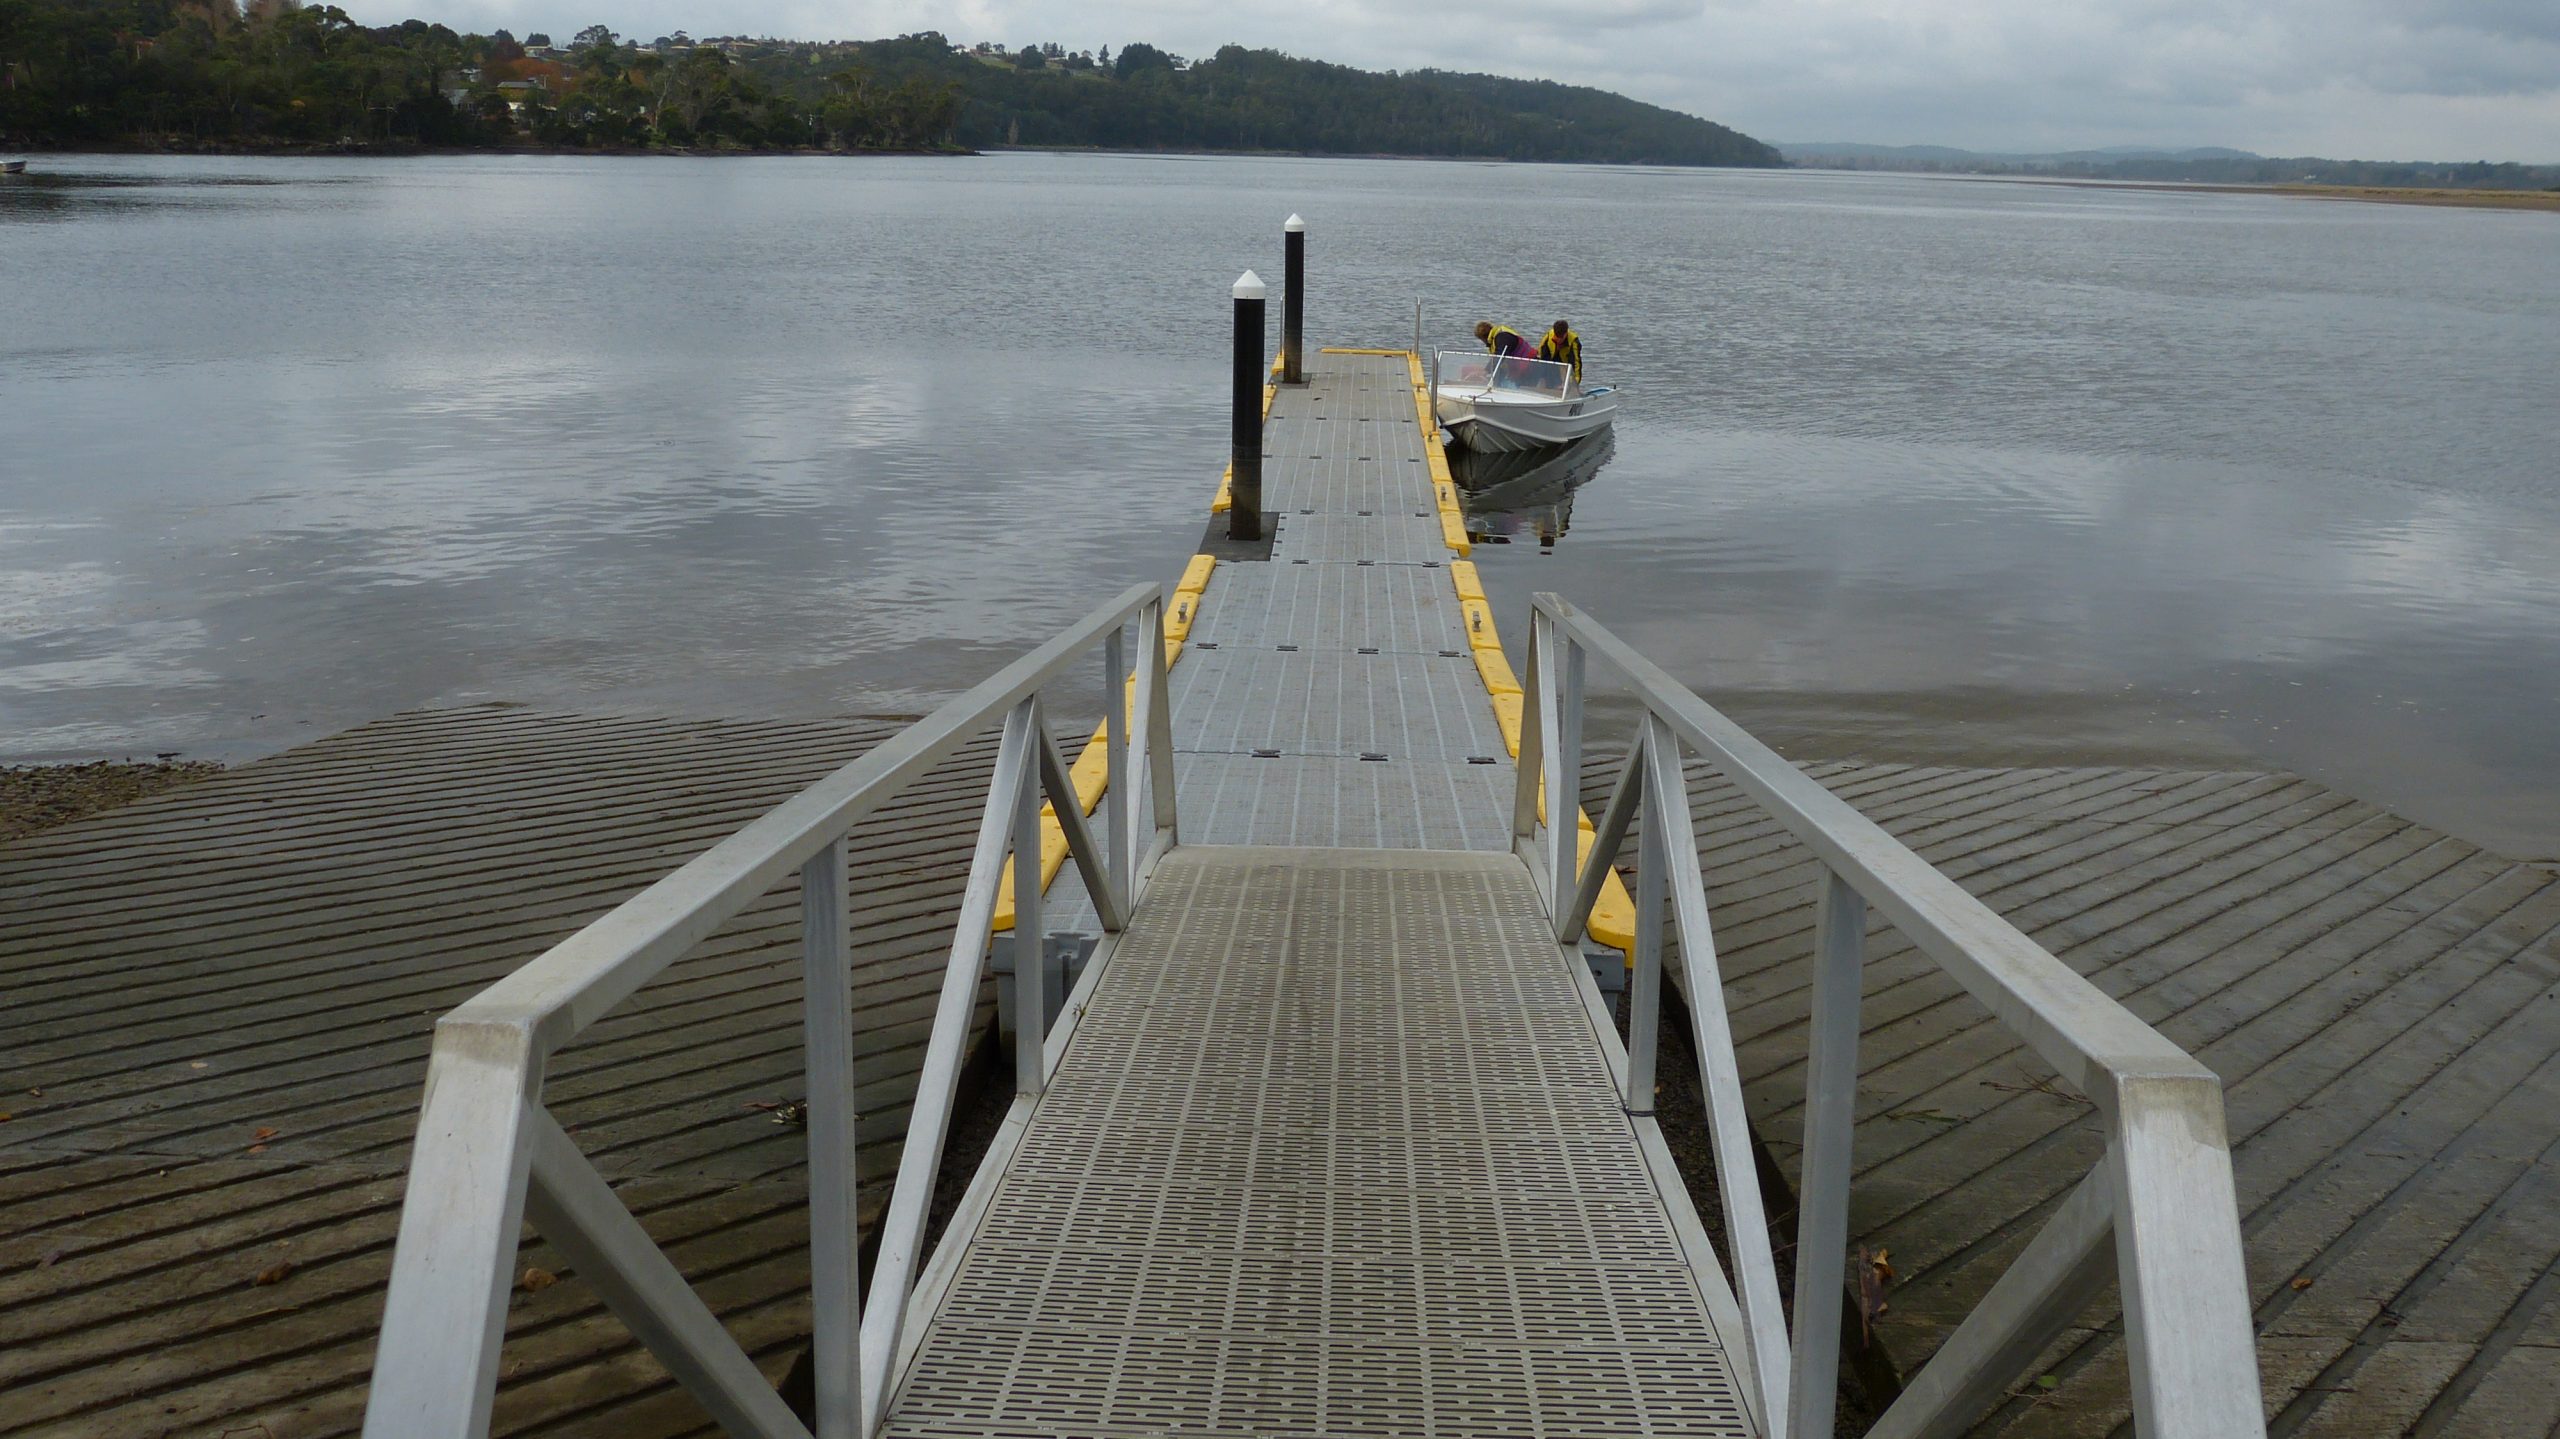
left=1452, top=432, right=1617, bottom=551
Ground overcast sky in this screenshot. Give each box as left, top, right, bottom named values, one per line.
left=333, top=0, right=2560, bottom=161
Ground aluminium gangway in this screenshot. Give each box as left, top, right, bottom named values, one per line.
left=360, top=351, right=2265, bottom=1439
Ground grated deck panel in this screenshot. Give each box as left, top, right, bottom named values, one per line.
left=887, top=847, right=1754, bottom=1438
left=1185, top=561, right=1469, bottom=656
left=1268, top=514, right=1447, bottom=565
left=1169, top=648, right=1504, bottom=763
left=1165, top=754, right=1514, bottom=850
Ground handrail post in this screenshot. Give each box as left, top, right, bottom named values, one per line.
left=361, top=1021, right=544, bottom=1439
left=1625, top=771, right=1665, bottom=1116
left=1103, top=625, right=1130, bottom=913
left=1512, top=612, right=1547, bottom=845
left=2108, top=1076, right=2266, bottom=1438
left=800, top=838, right=863, bottom=1439
left=1788, top=867, right=1866, bottom=1439
left=1541, top=632, right=1584, bottom=915
left=1139, top=598, right=1179, bottom=846
left=1009, top=697, right=1047, bottom=1094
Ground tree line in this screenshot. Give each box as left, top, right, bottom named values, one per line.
left=0, top=2, right=963, bottom=150
left=1, top=0, right=1780, bottom=166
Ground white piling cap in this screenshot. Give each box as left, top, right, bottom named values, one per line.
left=1233, top=269, right=1268, bottom=300
left=1284, top=213, right=1305, bottom=233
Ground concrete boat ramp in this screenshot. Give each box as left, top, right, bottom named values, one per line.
left=2, top=348, right=2554, bottom=1438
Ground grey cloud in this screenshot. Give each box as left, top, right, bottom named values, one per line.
left=2387, top=0, right=2560, bottom=45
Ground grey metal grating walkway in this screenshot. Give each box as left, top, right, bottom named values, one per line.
left=1042, top=352, right=1507, bottom=930
left=1172, top=353, right=1500, bottom=853
left=1169, top=650, right=1504, bottom=761
left=887, top=847, right=1754, bottom=1438
left=1186, top=562, right=1468, bottom=655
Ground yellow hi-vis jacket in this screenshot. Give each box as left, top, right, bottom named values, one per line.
left=1539, top=328, right=1583, bottom=381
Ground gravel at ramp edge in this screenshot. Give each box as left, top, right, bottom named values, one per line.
left=1, top=759, right=223, bottom=844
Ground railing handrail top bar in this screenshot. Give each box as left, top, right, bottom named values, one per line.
left=1531, top=592, right=2215, bottom=1096
left=445, top=582, right=1162, bottom=1054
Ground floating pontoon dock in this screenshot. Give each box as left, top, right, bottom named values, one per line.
left=4, top=333, right=2557, bottom=1438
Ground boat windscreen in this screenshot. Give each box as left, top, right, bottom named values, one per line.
left=1436, top=350, right=1571, bottom=398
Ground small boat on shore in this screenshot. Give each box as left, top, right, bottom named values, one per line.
left=0, top=161, right=27, bottom=176
left=1432, top=350, right=1618, bottom=452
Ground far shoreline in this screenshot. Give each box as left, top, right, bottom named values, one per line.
left=1940, top=171, right=2560, bottom=214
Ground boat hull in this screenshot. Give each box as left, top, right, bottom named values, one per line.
left=1436, top=389, right=1619, bottom=452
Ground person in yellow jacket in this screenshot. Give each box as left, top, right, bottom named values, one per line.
left=1472, top=320, right=1536, bottom=361
left=1539, top=320, right=1584, bottom=383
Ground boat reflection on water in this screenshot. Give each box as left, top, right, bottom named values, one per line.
left=1449, top=431, right=1617, bottom=552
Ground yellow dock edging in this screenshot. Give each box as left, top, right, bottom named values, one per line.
left=1401, top=351, right=1635, bottom=953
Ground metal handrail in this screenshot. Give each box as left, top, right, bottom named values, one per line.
left=1515, top=592, right=2263, bottom=1439
left=362, top=583, right=1179, bottom=1439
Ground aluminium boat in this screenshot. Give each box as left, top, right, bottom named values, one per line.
left=1432, top=350, right=1617, bottom=453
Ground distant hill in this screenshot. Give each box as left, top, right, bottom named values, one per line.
left=1777, top=141, right=2559, bottom=191
left=777, top=38, right=1781, bottom=167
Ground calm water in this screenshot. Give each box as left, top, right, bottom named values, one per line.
left=3, top=154, right=2555, bottom=860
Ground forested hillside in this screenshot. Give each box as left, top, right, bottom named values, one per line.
left=912, top=42, right=1777, bottom=165
left=0, top=0, right=1780, bottom=166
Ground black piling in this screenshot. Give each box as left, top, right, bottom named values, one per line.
left=1230, top=270, right=1267, bottom=542
left=1282, top=214, right=1306, bottom=385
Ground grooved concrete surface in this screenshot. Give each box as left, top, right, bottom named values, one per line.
left=1589, top=755, right=2560, bottom=1439
left=0, top=709, right=1004, bottom=1438
left=886, top=848, right=1754, bottom=1438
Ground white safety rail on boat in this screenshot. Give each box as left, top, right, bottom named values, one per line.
left=359, top=583, right=1177, bottom=1439
left=1515, top=591, right=2268, bottom=1439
